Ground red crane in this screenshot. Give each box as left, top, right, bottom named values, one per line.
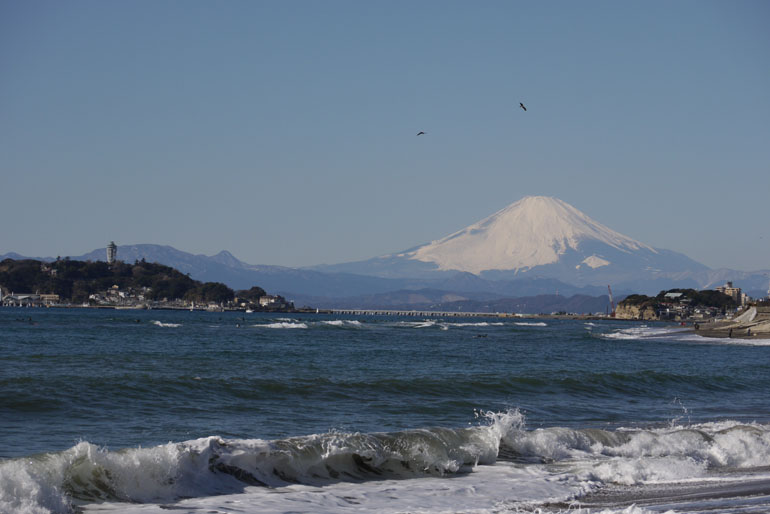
left=608, top=285, right=616, bottom=317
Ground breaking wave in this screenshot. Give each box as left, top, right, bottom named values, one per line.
left=603, top=325, right=770, bottom=345
left=151, top=321, right=181, bottom=328
left=3, top=411, right=770, bottom=514
left=0, top=410, right=520, bottom=513
left=320, top=320, right=363, bottom=327
left=253, top=322, right=308, bottom=329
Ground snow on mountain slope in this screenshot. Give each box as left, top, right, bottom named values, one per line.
left=405, top=196, right=656, bottom=274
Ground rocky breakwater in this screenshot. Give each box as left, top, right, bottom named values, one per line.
left=696, top=305, right=770, bottom=339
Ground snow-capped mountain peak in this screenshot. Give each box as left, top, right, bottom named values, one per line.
left=406, top=196, right=656, bottom=274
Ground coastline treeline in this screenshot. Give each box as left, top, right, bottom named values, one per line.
left=620, top=288, right=736, bottom=311
left=0, top=258, right=236, bottom=303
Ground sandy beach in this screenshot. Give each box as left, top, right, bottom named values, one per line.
left=693, top=305, right=770, bottom=339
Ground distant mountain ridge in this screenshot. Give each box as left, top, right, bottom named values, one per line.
left=3, top=242, right=767, bottom=306
left=0, top=245, right=620, bottom=301
left=312, top=196, right=761, bottom=295
left=2, top=196, right=768, bottom=304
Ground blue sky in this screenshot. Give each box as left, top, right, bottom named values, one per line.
left=2, top=1, right=768, bottom=271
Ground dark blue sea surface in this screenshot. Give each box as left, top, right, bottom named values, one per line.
left=2, top=308, right=768, bottom=458
left=3, top=308, right=770, bottom=514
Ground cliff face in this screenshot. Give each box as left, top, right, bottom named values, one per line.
left=615, top=303, right=658, bottom=320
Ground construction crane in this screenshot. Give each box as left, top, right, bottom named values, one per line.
left=608, top=285, right=616, bottom=317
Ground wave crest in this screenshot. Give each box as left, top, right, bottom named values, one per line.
left=253, top=322, right=308, bottom=329
left=4, top=414, right=770, bottom=512
left=0, top=411, right=520, bottom=512
left=151, top=321, right=181, bottom=328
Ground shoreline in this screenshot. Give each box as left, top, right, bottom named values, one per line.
left=4, top=304, right=770, bottom=337
left=689, top=305, right=770, bottom=339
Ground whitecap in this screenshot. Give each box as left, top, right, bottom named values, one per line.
left=445, top=322, right=505, bottom=327
left=604, top=325, right=693, bottom=341
left=253, top=322, right=308, bottom=329
left=5, top=415, right=770, bottom=514
left=151, top=321, right=181, bottom=328
left=321, top=320, right=363, bottom=327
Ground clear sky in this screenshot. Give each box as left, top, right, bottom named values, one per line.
left=2, top=1, right=768, bottom=271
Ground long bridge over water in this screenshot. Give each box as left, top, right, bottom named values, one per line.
left=331, top=309, right=521, bottom=318
left=329, top=309, right=610, bottom=320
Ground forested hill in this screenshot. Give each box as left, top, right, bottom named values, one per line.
left=619, top=288, right=737, bottom=310
left=0, top=258, right=243, bottom=304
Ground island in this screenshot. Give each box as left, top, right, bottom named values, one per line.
left=0, top=258, right=300, bottom=312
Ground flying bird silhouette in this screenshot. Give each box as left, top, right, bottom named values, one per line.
left=416, top=131, right=426, bottom=136
left=519, top=103, right=527, bottom=112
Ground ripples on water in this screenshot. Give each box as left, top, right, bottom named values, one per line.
left=1, top=309, right=770, bottom=513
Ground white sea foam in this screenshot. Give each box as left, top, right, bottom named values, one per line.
left=515, top=322, right=547, bottom=327
left=675, top=333, right=770, bottom=346
left=445, top=322, right=505, bottom=327
left=253, top=322, right=308, bottom=329
left=503, top=420, right=770, bottom=488
left=604, top=325, right=770, bottom=346
left=321, top=320, right=363, bottom=327
left=82, top=461, right=588, bottom=514
left=391, top=320, right=438, bottom=328
left=151, top=321, right=181, bottom=328
left=603, top=325, right=684, bottom=340
left=5, top=416, right=770, bottom=514
left=493, top=503, right=674, bottom=514
left=392, top=320, right=490, bottom=330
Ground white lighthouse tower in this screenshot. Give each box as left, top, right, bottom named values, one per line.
left=107, top=241, right=117, bottom=264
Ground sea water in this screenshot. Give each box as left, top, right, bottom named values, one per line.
left=1, top=308, right=770, bottom=514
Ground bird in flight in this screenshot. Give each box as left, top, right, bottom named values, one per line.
left=416, top=131, right=426, bottom=136
left=519, top=102, right=527, bottom=112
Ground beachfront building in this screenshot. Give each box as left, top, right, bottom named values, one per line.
left=1, top=293, right=60, bottom=307
left=259, top=295, right=282, bottom=308
left=39, top=294, right=60, bottom=305
left=2, top=294, right=41, bottom=307
left=259, top=295, right=293, bottom=310
left=716, top=282, right=746, bottom=306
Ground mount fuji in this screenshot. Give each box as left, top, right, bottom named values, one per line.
left=313, top=196, right=710, bottom=291
left=6, top=196, right=766, bottom=304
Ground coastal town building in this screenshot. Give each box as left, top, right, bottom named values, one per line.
left=259, top=295, right=294, bottom=310
left=716, top=282, right=746, bottom=306
left=259, top=295, right=284, bottom=307
left=39, top=294, right=60, bottom=305
left=40, top=263, right=57, bottom=277
left=1, top=293, right=61, bottom=307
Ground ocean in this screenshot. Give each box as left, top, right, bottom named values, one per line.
left=1, top=308, right=770, bottom=514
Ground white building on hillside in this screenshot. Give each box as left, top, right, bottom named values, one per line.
left=716, top=282, right=746, bottom=306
